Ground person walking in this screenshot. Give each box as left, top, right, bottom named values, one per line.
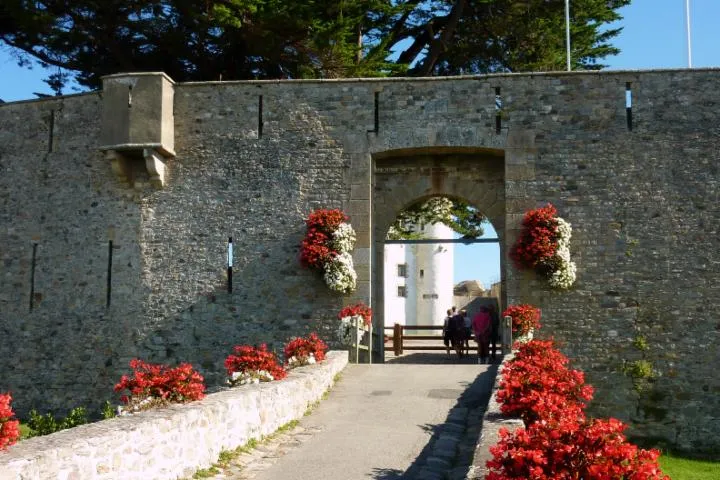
left=462, top=309, right=472, bottom=356
left=442, top=309, right=453, bottom=356
left=472, top=306, right=492, bottom=364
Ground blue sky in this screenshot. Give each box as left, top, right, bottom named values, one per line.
left=1, top=1, right=719, bottom=287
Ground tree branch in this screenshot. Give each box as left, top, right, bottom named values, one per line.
left=416, top=0, right=466, bottom=76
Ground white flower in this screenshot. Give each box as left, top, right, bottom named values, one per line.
left=549, top=260, right=577, bottom=289
left=556, top=217, right=572, bottom=250
left=323, top=252, right=357, bottom=293
left=227, top=369, right=275, bottom=387
left=332, top=223, right=356, bottom=253
left=337, top=315, right=366, bottom=345
left=544, top=216, right=576, bottom=289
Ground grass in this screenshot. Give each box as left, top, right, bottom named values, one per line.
left=19, top=423, right=35, bottom=439
left=659, top=453, right=720, bottom=479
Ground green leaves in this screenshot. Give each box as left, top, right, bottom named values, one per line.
left=1, top=0, right=630, bottom=92
left=387, top=197, right=486, bottom=240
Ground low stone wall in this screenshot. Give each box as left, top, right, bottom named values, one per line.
left=467, top=359, right=523, bottom=479
left=0, top=351, right=348, bottom=480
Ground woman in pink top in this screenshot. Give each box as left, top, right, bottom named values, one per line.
left=472, top=306, right=492, bottom=364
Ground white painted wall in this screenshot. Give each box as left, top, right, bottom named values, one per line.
left=383, top=222, right=454, bottom=333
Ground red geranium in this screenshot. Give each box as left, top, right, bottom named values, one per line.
left=114, top=359, right=206, bottom=406
left=510, top=204, right=560, bottom=273
left=225, top=344, right=287, bottom=381
left=496, top=339, right=593, bottom=425
left=0, top=392, right=20, bottom=450
left=502, top=304, right=541, bottom=336
left=306, top=209, right=347, bottom=232
left=488, top=417, right=669, bottom=480
left=300, top=209, right=348, bottom=270
left=338, top=303, right=372, bottom=326
left=284, top=333, right=328, bottom=365
left=488, top=327, right=669, bottom=480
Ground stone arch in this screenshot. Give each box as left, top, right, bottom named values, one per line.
left=371, top=146, right=506, bottom=361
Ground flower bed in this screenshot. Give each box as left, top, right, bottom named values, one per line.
left=114, top=359, right=206, bottom=415
left=225, top=344, right=287, bottom=386
left=284, top=333, right=328, bottom=368
left=485, top=333, right=669, bottom=479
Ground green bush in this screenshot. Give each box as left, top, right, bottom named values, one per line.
left=26, top=407, right=88, bottom=437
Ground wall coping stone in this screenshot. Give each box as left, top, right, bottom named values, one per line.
left=0, top=351, right=348, bottom=480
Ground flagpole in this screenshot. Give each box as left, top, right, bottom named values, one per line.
left=685, top=0, right=692, bottom=68
left=565, top=0, right=571, bottom=71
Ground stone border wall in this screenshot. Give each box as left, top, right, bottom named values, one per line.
left=0, top=351, right=348, bottom=480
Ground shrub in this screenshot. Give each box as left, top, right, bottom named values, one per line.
left=26, top=406, right=88, bottom=437
left=284, top=333, right=328, bottom=367
left=114, top=359, right=205, bottom=413
left=501, top=304, right=541, bottom=337
left=225, top=344, right=287, bottom=386
left=0, top=393, right=20, bottom=450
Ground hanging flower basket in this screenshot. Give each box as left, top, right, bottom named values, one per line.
left=511, top=203, right=577, bottom=289
left=336, top=303, right=372, bottom=345
left=502, top=304, right=541, bottom=341
left=300, top=209, right=357, bottom=293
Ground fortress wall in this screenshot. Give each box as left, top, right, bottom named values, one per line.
left=512, top=71, right=720, bottom=452
left=0, top=94, right=148, bottom=412
left=0, top=70, right=718, bottom=453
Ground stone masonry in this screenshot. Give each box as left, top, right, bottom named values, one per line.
left=0, top=69, right=719, bottom=455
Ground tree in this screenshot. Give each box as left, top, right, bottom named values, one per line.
left=1, top=0, right=630, bottom=93
left=387, top=197, right=487, bottom=239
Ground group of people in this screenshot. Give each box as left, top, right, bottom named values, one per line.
left=442, top=305, right=499, bottom=364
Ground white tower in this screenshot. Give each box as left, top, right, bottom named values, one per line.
left=384, top=222, right=454, bottom=332
left=415, top=222, right=454, bottom=328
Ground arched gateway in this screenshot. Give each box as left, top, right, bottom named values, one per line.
left=371, top=147, right=506, bottom=361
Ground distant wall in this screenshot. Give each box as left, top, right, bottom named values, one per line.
left=1, top=69, right=719, bottom=455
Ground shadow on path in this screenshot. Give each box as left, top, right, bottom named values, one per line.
left=375, top=351, right=501, bottom=479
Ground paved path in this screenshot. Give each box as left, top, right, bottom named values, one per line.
left=206, top=352, right=500, bottom=480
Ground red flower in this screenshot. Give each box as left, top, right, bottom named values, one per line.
left=300, top=209, right=348, bottom=271
left=114, top=359, right=206, bottom=405
left=487, top=328, right=669, bottom=480
left=284, top=333, right=329, bottom=364
left=0, top=392, right=20, bottom=450
left=338, top=303, right=372, bottom=326
left=225, top=344, right=287, bottom=380
left=502, top=304, right=541, bottom=336
left=510, top=204, right=560, bottom=273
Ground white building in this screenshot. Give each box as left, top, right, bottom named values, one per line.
left=384, top=222, right=455, bottom=333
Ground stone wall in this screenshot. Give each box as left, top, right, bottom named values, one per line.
left=1, top=69, right=719, bottom=455
left=0, top=351, right=347, bottom=479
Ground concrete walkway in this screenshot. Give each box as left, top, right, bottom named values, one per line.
left=209, top=352, right=500, bottom=480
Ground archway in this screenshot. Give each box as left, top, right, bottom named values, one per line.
left=371, top=147, right=506, bottom=362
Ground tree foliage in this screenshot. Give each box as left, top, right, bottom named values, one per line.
left=387, top=197, right=487, bottom=239
left=1, top=0, right=630, bottom=93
